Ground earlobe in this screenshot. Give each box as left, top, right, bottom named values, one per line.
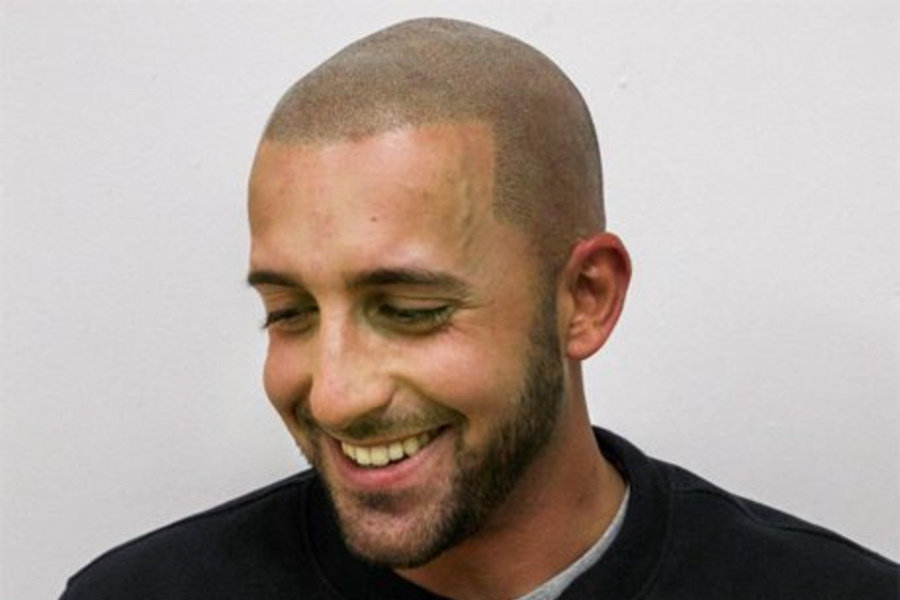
left=562, top=233, right=631, bottom=360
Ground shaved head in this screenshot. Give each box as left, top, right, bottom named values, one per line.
left=250, top=19, right=630, bottom=575
left=262, top=17, right=604, bottom=274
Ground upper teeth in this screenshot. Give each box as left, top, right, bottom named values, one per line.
left=341, top=432, right=434, bottom=467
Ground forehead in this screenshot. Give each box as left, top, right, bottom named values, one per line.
left=250, top=121, right=494, bottom=215
left=249, top=122, right=516, bottom=278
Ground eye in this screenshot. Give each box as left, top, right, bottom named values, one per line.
left=375, top=303, right=453, bottom=334
left=263, top=306, right=318, bottom=333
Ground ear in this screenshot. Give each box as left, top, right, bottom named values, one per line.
left=560, top=233, right=631, bottom=360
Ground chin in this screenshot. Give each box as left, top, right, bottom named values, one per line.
left=331, top=486, right=465, bottom=569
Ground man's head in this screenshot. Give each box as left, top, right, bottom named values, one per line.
left=263, top=17, right=605, bottom=274
left=248, top=18, right=629, bottom=570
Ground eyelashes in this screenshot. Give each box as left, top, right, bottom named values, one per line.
left=375, top=304, right=453, bottom=333
left=262, top=307, right=313, bottom=330
left=261, top=303, right=455, bottom=335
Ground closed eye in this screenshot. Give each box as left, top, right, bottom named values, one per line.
left=263, top=306, right=318, bottom=332
left=376, top=303, right=453, bottom=334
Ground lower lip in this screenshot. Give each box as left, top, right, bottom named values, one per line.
left=329, top=427, right=453, bottom=492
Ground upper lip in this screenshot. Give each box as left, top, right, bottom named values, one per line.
left=331, top=427, right=441, bottom=448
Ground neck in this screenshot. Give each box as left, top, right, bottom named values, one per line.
left=395, top=401, right=625, bottom=600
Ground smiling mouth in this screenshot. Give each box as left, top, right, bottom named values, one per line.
left=340, top=430, right=438, bottom=468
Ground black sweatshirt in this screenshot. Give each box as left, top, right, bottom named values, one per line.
left=61, top=429, right=899, bottom=599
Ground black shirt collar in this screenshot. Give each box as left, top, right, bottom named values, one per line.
left=304, top=428, right=671, bottom=600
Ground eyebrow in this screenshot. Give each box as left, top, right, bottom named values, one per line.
left=247, top=267, right=472, bottom=297
left=246, top=270, right=299, bottom=288
left=347, top=267, right=471, bottom=296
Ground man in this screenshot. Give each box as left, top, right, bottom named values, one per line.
left=61, top=18, right=897, bottom=600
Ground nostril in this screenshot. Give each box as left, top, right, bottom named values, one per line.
left=307, top=378, right=388, bottom=432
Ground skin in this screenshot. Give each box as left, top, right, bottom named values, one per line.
left=248, top=121, right=631, bottom=600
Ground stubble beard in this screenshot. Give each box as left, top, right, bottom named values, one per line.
left=302, top=297, right=565, bottom=569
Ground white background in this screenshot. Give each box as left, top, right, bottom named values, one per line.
left=2, top=2, right=898, bottom=599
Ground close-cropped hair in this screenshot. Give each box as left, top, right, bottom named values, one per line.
left=263, top=18, right=606, bottom=275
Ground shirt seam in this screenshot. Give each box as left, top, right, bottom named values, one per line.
left=673, top=484, right=896, bottom=567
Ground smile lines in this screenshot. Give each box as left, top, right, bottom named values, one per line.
left=340, top=431, right=436, bottom=468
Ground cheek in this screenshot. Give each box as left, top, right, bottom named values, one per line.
left=402, top=332, right=528, bottom=435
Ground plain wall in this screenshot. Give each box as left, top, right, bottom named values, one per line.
left=2, top=2, right=897, bottom=599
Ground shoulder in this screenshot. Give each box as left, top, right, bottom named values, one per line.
left=60, top=472, right=326, bottom=600
left=657, top=460, right=898, bottom=598
left=592, top=428, right=897, bottom=599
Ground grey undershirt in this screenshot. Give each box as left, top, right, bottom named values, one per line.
left=514, top=486, right=631, bottom=600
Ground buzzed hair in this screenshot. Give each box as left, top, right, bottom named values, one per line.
left=263, top=18, right=605, bottom=274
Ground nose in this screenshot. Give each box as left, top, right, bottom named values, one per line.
left=307, top=312, right=393, bottom=433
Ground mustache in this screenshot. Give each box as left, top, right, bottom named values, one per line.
left=294, top=402, right=464, bottom=442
